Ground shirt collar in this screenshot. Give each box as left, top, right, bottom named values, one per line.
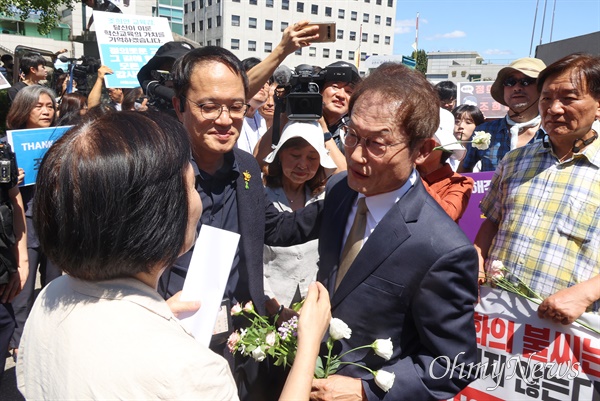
left=192, top=151, right=240, bottom=181
left=69, top=276, right=175, bottom=321
left=358, top=169, right=417, bottom=224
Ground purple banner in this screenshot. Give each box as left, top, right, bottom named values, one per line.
left=459, top=171, right=494, bottom=242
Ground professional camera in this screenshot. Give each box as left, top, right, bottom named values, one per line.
left=0, top=143, right=17, bottom=187
left=57, top=55, right=101, bottom=92
left=141, top=69, right=176, bottom=114
left=285, top=65, right=324, bottom=121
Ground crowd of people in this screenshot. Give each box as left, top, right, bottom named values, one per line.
left=0, top=18, right=599, bottom=401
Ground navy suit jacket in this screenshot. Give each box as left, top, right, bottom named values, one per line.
left=160, top=148, right=322, bottom=315
left=318, top=172, right=478, bottom=401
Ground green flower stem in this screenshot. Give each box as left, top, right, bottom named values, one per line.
left=337, top=344, right=373, bottom=360
left=337, top=361, right=375, bottom=376
left=324, top=337, right=335, bottom=377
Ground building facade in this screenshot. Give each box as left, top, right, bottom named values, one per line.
left=426, top=51, right=509, bottom=84
left=183, top=0, right=397, bottom=75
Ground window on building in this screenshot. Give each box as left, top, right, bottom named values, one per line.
left=199, top=0, right=203, bottom=8
left=338, top=9, right=345, bottom=19
left=363, top=13, right=369, bottom=22
left=348, top=51, right=355, bottom=61
left=282, top=0, right=289, bottom=10
left=297, top=2, right=304, bottom=12
left=349, top=31, right=356, bottom=41
left=191, top=22, right=195, bottom=32
left=265, top=19, right=273, bottom=30
left=248, top=40, right=257, bottom=51
left=250, top=0, right=257, bottom=4
left=216, top=39, right=220, bottom=46
left=309, top=47, right=316, bottom=57
left=362, top=33, right=368, bottom=42
left=216, top=15, right=221, bottom=26
left=375, top=15, right=380, bottom=24
left=208, top=0, right=212, bottom=5
left=384, top=36, right=390, bottom=44
left=336, top=50, right=342, bottom=59
left=323, top=48, right=330, bottom=58
left=311, top=4, right=318, bottom=14
left=386, top=17, right=392, bottom=26
left=231, top=38, right=240, bottom=49
left=232, top=15, right=240, bottom=26
left=336, top=29, right=343, bottom=39
left=232, top=0, right=239, bottom=2
left=199, top=20, right=203, bottom=30
left=325, top=6, right=331, bottom=16
left=265, top=42, right=273, bottom=52
left=266, top=0, right=273, bottom=6
left=365, top=0, right=370, bottom=2
left=199, top=41, right=203, bottom=46
left=351, top=11, right=357, bottom=20
left=361, top=52, right=367, bottom=61
left=207, top=17, right=212, bottom=28
left=281, top=21, right=289, bottom=31
left=294, top=48, right=302, bottom=56
left=207, top=40, right=211, bottom=45
left=184, top=3, right=188, bottom=13
left=249, top=17, right=257, bottom=28
left=374, top=34, right=379, bottom=43
left=376, top=0, right=381, bottom=4
left=191, top=1, right=195, bottom=10
left=184, top=24, right=188, bottom=34
left=387, top=0, right=393, bottom=6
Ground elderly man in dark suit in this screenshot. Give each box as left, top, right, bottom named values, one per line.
left=312, top=63, right=479, bottom=401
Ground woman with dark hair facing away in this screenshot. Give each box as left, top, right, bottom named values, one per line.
left=56, top=92, right=88, bottom=125
left=262, top=120, right=336, bottom=315
left=6, top=85, right=62, bottom=361
left=16, top=112, right=331, bottom=400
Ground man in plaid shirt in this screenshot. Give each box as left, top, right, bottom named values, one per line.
left=475, top=53, right=600, bottom=325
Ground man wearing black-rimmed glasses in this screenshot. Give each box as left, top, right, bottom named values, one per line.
left=458, top=57, right=546, bottom=172
left=160, top=41, right=321, bottom=401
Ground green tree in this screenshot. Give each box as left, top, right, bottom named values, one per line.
left=410, top=50, right=428, bottom=75
left=0, top=0, right=75, bottom=35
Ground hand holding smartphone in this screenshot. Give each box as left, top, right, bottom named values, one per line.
left=309, top=22, right=336, bottom=43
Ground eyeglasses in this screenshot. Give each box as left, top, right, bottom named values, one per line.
left=503, top=77, right=536, bottom=87
left=342, top=125, right=404, bottom=158
left=184, top=98, right=249, bottom=120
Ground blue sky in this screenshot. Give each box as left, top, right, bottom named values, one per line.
left=393, top=0, right=600, bottom=62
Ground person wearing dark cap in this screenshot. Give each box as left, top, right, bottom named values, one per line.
left=137, top=41, right=195, bottom=88
left=458, top=57, right=546, bottom=172
left=319, top=61, right=362, bottom=155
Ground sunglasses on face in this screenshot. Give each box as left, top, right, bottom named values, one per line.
left=503, top=77, right=536, bottom=87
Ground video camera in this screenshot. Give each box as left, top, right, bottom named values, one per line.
left=57, top=55, right=101, bottom=92
left=275, top=62, right=358, bottom=121
left=140, top=70, right=176, bottom=116
left=285, top=65, right=324, bottom=121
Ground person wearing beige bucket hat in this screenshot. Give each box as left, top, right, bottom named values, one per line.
left=459, top=57, right=547, bottom=172
left=416, top=108, right=474, bottom=222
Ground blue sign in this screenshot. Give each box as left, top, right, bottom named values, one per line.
left=7, top=126, right=71, bottom=186
left=94, top=11, right=174, bottom=88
